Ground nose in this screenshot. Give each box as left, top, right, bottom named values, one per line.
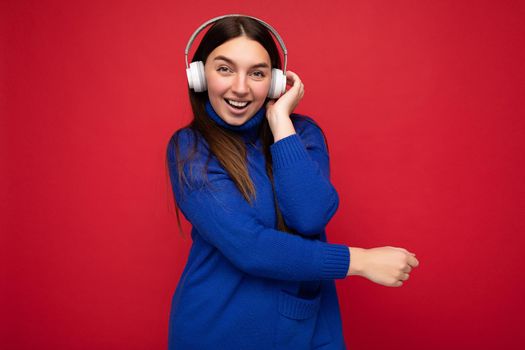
left=231, top=73, right=249, bottom=95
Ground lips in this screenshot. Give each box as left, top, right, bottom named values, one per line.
left=224, top=98, right=251, bottom=109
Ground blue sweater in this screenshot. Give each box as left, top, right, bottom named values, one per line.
left=166, top=99, right=350, bottom=349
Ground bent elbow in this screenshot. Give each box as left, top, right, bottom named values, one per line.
left=292, top=190, right=340, bottom=235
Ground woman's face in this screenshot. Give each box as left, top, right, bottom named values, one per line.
left=204, top=36, right=272, bottom=126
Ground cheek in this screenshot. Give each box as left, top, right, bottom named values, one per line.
left=205, top=72, right=227, bottom=94
left=253, top=81, right=271, bottom=98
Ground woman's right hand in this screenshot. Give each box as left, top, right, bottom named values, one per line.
left=347, top=246, right=419, bottom=287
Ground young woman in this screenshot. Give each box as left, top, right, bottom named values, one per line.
left=166, top=14, right=419, bottom=349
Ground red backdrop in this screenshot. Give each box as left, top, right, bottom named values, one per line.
left=3, top=0, right=525, bottom=349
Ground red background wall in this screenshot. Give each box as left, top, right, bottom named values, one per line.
left=2, top=0, right=524, bottom=349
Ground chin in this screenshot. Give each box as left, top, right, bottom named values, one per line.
left=226, top=116, right=250, bottom=126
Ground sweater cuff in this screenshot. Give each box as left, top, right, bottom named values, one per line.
left=320, top=244, right=350, bottom=280
left=270, top=133, right=310, bottom=169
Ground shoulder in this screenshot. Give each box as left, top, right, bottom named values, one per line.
left=166, top=127, right=215, bottom=191
left=166, top=127, right=209, bottom=163
left=290, top=113, right=323, bottom=132
left=168, top=127, right=202, bottom=150
left=290, top=113, right=329, bottom=151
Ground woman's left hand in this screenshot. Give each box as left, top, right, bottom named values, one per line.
left=265, top=70, right=304, bottom=119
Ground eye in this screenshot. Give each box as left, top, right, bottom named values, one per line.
left=252, top=71, right=265, bottom=78
left=217, top=66, right=231, bottom=73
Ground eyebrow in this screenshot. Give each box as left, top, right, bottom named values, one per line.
left=213, top=55, right=270, bottom=69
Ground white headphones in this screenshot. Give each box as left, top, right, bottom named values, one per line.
left=185, top=14, right=288, bottom=99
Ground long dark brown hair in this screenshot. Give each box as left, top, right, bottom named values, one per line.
left=166, top=16, right=328, bottom=239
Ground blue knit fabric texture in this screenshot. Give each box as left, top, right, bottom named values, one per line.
left=166, top=98, right=350, bottom=349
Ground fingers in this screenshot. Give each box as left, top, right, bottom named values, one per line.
left=362, top=246, right=416, bottom=288
left=393, top=280, right=403, bottom=287
left=388, top=246, right=418, bottom=265
left=285, top=70, right=300, bottom=85
left=391, top=273, right=409, bottom=287
left=396, top=248, right=418, bottom=287
left=390, top=272, right=410, bottom=287
left=398, top=256, right=418, bottom=287
left=278, top=70, right=305, bottom=104
left=285, top=70, right=304, bottom=93
left=408, top=255, right=419, bottom=268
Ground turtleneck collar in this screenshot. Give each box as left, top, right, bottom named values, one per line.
left=205, top=98, right=266, bottom=144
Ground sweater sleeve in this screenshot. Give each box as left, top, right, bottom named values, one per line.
left=166, top=129, right=349, bottom=282
left=270, top=115, right=340, bottom=236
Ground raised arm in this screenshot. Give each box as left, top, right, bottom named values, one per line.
left=270, top=115, right=340, bottom=236
left=264, top=70, right=339, bottom=237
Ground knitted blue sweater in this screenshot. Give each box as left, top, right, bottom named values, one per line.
left=166, top=99, right=350, bottom=349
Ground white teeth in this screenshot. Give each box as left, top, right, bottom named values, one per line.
left=226, top=99, right=249, bottom=107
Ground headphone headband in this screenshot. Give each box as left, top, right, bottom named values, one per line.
left=184, top=14, right=287, bottom=74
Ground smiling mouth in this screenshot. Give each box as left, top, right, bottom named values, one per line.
left=224, top=98, right=251, bottom=109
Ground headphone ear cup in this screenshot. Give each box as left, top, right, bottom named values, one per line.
left=268, top=68, right=286, bottom=99
left=186, top=61, right=207, bottom=92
